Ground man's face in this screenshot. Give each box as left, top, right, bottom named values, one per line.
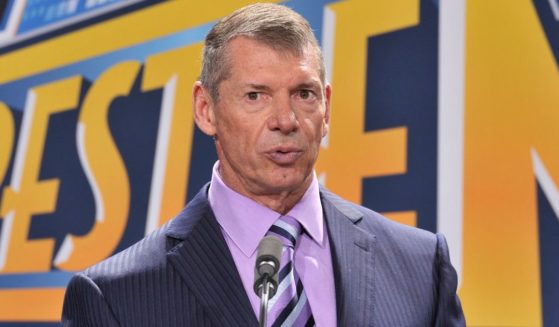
left=196, top=37, right=330, bottom=204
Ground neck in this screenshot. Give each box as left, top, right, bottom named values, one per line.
left=218, top=167, right=313, bottom=215
left=248, top=188, right=308, bottom=215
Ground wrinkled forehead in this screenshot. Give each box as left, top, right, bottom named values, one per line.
left=221, top=36, right=324, bottom=82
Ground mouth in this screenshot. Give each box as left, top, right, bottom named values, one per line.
left=264, top=146, right=303, bottom=165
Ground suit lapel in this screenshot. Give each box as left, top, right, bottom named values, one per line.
left=321, top=188, right=376, bottom=327
left=165, top=186, right=257, bottom=326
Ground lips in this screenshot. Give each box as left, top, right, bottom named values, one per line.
left=264, top=146, right=303, bottom=165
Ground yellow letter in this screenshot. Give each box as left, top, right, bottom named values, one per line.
left=460, top=0, right=559, bottom=325
left=0, top=102, right=14, bottom=188
left=317, top=0, right=418, bottom=225
left=55, top=62, right=139, bottom=271
left=0, top=77, right=82, bottom=272
left=141, top=44, right=203, bottom=234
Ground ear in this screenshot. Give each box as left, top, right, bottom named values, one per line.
left=322, top=84, right=332, bottom=137
left=193, top=81, right=217, bottom=136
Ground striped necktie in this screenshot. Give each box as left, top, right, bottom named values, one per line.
left=265, top=216, right=315, bottom=327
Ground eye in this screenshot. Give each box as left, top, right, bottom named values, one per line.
left=246, top=92, right=260, bottom=101
left=297, top=89, right=316, bottom=101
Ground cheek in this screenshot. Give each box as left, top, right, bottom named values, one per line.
left=218, top=119, right=258, bottom=155
left=301, top=116, right=326, bottom=140
left=217, top=112, right=245, bottom=139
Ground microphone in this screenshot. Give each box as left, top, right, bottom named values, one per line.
left=254, top=236, right=282, bottom=296
left=254, top=235, right=282, bottom=327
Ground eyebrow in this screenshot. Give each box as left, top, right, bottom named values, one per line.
left=244, top=83, right=272, bottom=92
left=296, top=81, right=321, bottom=90
left=242, top=80, right=322, bottom=92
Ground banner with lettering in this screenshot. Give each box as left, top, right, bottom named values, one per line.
left=0, top=0, right=557, bottom=325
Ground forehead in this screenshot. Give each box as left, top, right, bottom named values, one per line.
left=223, top=37, right=322, bottom=81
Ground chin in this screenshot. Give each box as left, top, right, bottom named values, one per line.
left=265, top=174, right=308, bottom=191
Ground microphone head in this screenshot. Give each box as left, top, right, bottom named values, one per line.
left=254, top=236, right=282, bottom=298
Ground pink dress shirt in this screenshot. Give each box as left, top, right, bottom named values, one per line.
left=208, top=161, right=336, bottom=326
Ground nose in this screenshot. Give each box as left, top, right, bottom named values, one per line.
left=267, top=95, right=299, bottom=134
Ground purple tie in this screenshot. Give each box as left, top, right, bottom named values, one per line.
left=265, top=216, right=315, bottom=327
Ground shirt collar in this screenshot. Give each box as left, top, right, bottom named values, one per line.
left=208, top=161, right=324, bottom=257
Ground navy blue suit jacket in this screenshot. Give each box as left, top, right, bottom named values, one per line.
left=62, top=185, right=465, bottom=326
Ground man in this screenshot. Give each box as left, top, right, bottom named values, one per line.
left=62, top=3, right=465, bottom=326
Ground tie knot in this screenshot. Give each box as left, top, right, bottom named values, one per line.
left=266, top=216, right=302, bottom=248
